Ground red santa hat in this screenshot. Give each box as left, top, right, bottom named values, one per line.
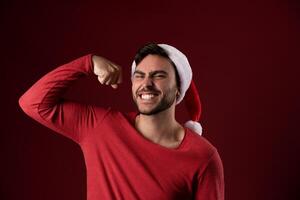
left=131, top=44, right=203, bottom=135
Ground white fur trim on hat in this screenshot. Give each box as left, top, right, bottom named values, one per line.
left=184, top=120, right=203, bottom=135
left=157, top=44, right=192, bottom=104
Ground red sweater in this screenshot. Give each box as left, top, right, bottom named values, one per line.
left=19, top=54, right=224, bottom=200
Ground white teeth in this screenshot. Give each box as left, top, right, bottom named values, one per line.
left=141, top=94, right=155, bottom=100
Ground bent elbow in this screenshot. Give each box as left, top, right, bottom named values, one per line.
left=18, top=92, right=39, bottom=118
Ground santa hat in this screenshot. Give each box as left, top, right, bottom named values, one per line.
left=131, top=44, right=203, bottom=135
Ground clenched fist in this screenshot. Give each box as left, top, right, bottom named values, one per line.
left=92, top=55, right=122, bottom=89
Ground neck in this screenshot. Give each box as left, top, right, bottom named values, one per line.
left=135, top=105, right=184, bottom=144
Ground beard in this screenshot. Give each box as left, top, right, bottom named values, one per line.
left=133, top=86, right=177, bottom=115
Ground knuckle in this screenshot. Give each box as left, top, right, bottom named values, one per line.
left=110, top=68, right=116, bottom=73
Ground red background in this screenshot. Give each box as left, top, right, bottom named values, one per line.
left=1, top=0, right=299, bottom=199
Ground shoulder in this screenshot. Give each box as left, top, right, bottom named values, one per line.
left=185, top=128, right=218, bottom=161
left=185, top=129, right=224, bottom=175
left=100, top=108, right=137, bottom=124
left=104, top=108, right=136, bottom=118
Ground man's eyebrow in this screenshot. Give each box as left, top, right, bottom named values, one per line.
left=149, top=70, right=168, bottom=76
left=133, top=70, right=168, bottom=76
left=133, top=70, right=145, bottom=75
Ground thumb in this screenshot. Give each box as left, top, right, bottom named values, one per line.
left=111, top=84, right=118, bottom=89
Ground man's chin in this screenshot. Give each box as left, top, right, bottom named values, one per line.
left=137, top=107, right=157, bottom=115
left=137, top=104, right=168, bottom=116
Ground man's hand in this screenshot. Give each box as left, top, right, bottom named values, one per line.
left=92, top=55, right=122, bottom=89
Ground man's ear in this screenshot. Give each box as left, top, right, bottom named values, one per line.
left=176, top=90, right=181, bottom=99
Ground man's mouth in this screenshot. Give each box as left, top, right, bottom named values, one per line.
left=137, top=91, right=160, bottom=101
left=140, top=93, right=157, bottom=100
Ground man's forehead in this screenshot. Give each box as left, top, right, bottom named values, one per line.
left=135, top=54, right=173, bottom=72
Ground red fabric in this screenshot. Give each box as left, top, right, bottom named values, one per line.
left=18, top=54, right=224, bottom=200
left=184, top=80, right=202, bottom=121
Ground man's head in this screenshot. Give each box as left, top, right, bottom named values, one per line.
left=131, top=43, right=203, bottom=134
left=131, top=43, right=181, bottom=115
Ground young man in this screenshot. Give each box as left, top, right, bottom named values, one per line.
left=19, top=43, right=224, bottom=200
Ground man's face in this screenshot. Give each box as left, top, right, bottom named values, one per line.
left=131, top=54, right=179, bottom=115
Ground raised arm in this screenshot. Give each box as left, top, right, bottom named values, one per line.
left=18, top=54, right=122, bottom=144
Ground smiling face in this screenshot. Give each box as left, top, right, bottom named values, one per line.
left=131, top=54, right=179, bottom=115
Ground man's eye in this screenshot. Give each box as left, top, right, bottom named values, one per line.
left=134, top=75, right=143, bottom=79
left=154, top=74, right=166, bottom=78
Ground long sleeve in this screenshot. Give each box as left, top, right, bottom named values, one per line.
left=194, top=149, right=225, bottom=200
left=18, top=54, right=110, bottom=144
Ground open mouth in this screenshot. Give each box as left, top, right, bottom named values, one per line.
left=137, top=91, right=160, bottom=101
left=139, top=93, right=157, bottom=100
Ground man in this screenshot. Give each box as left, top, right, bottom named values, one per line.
left=19, top=43, right=224, bottom=200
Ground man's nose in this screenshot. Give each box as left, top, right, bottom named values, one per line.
left=142, top=77, right=154, bottom=87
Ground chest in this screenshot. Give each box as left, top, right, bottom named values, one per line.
left=81, top=126, right=199, bottom=199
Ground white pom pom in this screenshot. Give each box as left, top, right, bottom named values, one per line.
left=184, top=120, right=202, bottom=135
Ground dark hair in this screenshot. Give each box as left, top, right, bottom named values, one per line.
left=134, top=42, right=181, bottom=90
